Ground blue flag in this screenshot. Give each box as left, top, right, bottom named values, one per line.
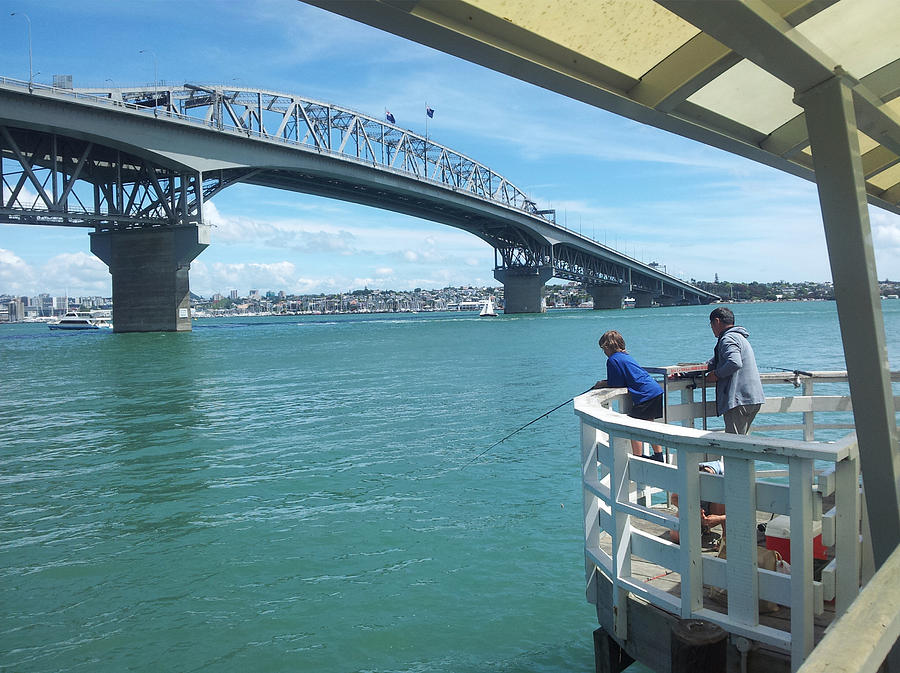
left=426, top=107, right=434, bottom=119
left=386, top=110, right=395, bottom=124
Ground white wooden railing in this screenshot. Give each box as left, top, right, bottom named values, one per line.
left=574, top=370, right=900, bottom=671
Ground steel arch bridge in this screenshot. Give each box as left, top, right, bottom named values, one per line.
left=0, top=76, right=717, bottom=318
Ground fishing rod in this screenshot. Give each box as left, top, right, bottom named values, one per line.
left=762, top=365, right=814, bottom=387
left=764, top=366, right=814, bottom=377
left=459, top=388, right=594, bottom=470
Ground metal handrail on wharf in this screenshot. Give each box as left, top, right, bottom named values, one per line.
left=574, top=369, right=900, bottom=671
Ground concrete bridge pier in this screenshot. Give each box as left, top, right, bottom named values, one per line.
left=90, top=224, right=210, bottom=332
left=588, top=284, right=627, bottom=309
left=631, top=290, right=654, bottom=308
left=494, top=267, right=552, bottom=313
left=656, top=294, right=677, bottom=307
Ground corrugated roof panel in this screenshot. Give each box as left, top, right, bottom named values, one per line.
left=793, top=0, right=900, bottom=77
left=869, top=162, right=900, bottom=191
left=686, top=60, right=800, bottom=135
left=468, top=0, right=699, bottom=79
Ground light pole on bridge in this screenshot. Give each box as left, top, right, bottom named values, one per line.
left=9, top=12, right=33, bottom=92
left=139, top=48, right=158, bottom=114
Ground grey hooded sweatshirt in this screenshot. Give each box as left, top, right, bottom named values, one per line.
left=707, top=326, right=765, bottom=416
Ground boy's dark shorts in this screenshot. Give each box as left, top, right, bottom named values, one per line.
left=628, top=393, right=663, bottom=421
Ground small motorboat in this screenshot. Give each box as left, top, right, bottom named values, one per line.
left=48, top=311, right=113, bottom=331
left=479, top=297, right=499, bottom=317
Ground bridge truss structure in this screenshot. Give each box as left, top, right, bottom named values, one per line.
left=0, top=77, right=715, bottom=302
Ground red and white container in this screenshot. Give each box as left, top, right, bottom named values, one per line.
left=765, top=514, right=828, bottom=563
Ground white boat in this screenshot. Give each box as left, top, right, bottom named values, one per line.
left=622, top=296, right=636, bottom=308
left=479, top=297, right=499, bottom=317
left=48, top=311, right=113, bottom=331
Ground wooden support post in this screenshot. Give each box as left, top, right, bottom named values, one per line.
left=798, top=74, right=900, bottom=569
left=611, top=434, right=633, bottom=640
left=802, top=379, right=814, bottom=441
left=583, top=421, right=601, bottom=602
left=593, top=627, right=634, bottom=673
left=670, top=619, right=727, bottom=673
left=677, top=451, right=703, bottom=617
left=789, top=457, right=815, bottom=669
left=724, top=455, right=759, bottom=626
left=834, top=455, right=860, bottom=617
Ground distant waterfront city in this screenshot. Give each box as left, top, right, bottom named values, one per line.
left=2, top=279, right=899, bottom=322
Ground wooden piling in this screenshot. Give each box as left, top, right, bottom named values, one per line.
left=670, top=619, right=727, bottom=673
left=593, top=627, right=634, bottom=673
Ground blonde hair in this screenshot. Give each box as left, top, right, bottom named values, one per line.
left=599, top=330, right=626, bottom=353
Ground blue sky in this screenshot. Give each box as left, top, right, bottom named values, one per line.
left=2, top=0, right=899, bottom=297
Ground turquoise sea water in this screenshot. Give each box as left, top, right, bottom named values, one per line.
left=2, top=300, right=898, bottom=672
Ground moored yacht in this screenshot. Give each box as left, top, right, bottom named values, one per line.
left=48, top=311, right=113, bottom=331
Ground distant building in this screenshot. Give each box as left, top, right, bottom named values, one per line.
left=230, top=289, right=239, bottom=300
left=8, top=299, right=24, bottom=322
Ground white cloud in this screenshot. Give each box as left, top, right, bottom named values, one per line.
left=0, top=249, right=109, bottom=296
left=204, top=201, right=357, bottom=253
left=872, top=211, right=900, bottom=249
left=871, top=210, right=900, bottom=280
left=0, top=249, right=37, bottom=293
left=191, top=260, right=298, bottom=294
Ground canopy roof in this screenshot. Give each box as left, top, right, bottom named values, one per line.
left=304, top=0, right=900, bottom=216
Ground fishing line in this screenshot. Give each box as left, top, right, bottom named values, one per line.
left=354, top=388, right=594, bottom=497
left=458, top=387, right=594, bottom=470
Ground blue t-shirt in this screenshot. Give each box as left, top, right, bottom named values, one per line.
left=606, top=351, right=663, bottom=404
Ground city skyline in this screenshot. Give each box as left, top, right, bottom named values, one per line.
left=2, top=0, right=899, bottom=297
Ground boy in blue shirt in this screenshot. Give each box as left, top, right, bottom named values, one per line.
left=593, top=330, right=665, bottom=460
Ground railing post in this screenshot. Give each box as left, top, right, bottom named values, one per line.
left=802, top=379, right=815, bottom=441
left=724, top=455, right=759, bottom=625
left=582, top=420, right=601, bottom=603
left=834, top=453, right=860, bottom=616
left=677, top=450, right=703, bottom=617
left=611, top=434, right=633, bottom=640
left=680, top=383, right=696, bottom=430
left=789, top=457, right=815, bottom=669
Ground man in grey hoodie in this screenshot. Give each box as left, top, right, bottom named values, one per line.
left=706, top=307, right=765, bottom=434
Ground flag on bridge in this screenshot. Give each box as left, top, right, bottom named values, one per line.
left=385, top=110, right=395, bottom=124
left=426, top=107, right=434, bottom=118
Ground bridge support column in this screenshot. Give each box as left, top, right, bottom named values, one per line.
left=631, top=290, right=654, bottom=308
left=494, top=267, right=552, bottom=314
left=90, top=224, right=210, bottom=333
left=588, top=284, right=626, bottom=310
left=656, top=295, right=676, bottom=307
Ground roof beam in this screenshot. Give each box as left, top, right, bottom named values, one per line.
left=655, top=0, right=837, bottom=91
left=630, top=33, right=740, bottom=111
left=633, top=0, right=837, bottom=111
left=656, top=0, right=900, bottom=207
